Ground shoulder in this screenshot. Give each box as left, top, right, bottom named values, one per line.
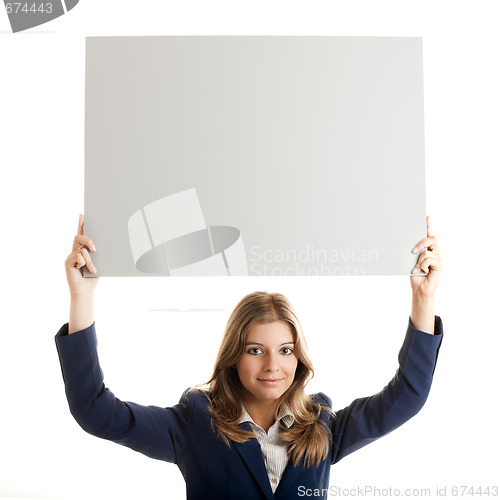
left=179, top=387, right=212, bottom=408
left=310, top=392, right=332, bottom=409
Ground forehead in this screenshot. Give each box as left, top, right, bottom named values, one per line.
left=246, top=320, right=294, bottom=344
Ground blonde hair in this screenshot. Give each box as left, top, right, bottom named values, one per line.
left=198, top=291, right=333, bottom=468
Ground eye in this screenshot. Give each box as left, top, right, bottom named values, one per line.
left=248, top=347, right=263, bottom=355
left=280, top=346, right=294, bottom=355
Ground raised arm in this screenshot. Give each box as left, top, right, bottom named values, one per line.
left=55, top=322, right=193, bottom=463
left=331, top=215, right=443, bottom=463
left=330, top=316, right=443, bottom=463
left=410, top=215, right=442, bottom=334
left=65, top=214, right=98, bottom=333
left=57, top=215, right=193, bottom=463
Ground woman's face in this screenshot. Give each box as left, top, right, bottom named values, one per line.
left=236, top=320, right=298, bottom=405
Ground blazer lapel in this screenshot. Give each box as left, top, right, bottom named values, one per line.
left=273, top=455, right=304, bottom=499
left=234, top=422, right=275, bottom=500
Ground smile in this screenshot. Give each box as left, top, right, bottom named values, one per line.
left=257, top=378, right=284, bottom=386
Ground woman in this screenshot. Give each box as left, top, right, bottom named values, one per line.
left=56, top=215, right=443, bottom=500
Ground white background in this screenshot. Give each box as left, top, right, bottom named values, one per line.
left=1, top=1, right=499, bottom=498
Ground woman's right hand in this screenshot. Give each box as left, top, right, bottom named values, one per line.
left=65, top=214, right=99, bottom=297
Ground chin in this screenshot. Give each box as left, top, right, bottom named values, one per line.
left=254, top=386, right=290, bottom=401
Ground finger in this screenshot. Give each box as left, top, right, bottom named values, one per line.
left=411, top=254, right=442, bottom=274
left=74, top=252, right=87, bottom=271
left=412, top=236, right=438, bottom=254
left=77, top=214, right=84, bottom=236
left=426, top=215, right=434, bottom=238
left=72, top=234, right=96, bottom=253
left=79, top=247, right=97, bottom=273
left=66, top=251, right=86, bottom=271
left=66, top=248, right=97, bottom=274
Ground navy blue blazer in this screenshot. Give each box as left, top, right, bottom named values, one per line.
left=55, top=317, right=443, bottom=499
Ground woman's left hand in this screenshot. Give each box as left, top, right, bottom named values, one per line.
left=410, top=215, right=442, bottom=298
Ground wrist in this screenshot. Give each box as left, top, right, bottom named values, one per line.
left=70, top=290, right=95, bottom=301
left=412, top=291, right=435, bottom=303
left=69, top=293, right=95, bottom=334
left=411, top=293, right=435, bottom=335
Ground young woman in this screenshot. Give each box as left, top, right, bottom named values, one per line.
left=56, top=215, right=443, bottom=500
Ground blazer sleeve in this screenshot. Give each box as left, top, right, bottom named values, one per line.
left=331, top=315, right=443, bottom=464
left=55, top=323, right=193, bottom=464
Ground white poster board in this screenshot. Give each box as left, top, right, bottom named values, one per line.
left=84, top=36, right=427, bottom=277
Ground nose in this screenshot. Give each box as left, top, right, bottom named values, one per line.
left=263, top=352, right=280, bottom=373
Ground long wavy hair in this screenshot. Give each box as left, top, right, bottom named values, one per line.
left=197, top=291, right=333, bottom=468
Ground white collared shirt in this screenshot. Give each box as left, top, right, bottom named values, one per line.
left=239, top=406, right=295, bottom=493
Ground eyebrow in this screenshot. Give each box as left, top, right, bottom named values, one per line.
left=245, top=341, right=295, bottom=346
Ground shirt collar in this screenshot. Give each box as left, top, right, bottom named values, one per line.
left=239, top=405, right=295, bottom=429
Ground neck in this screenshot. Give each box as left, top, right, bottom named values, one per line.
left=244, top=398, right=279, bottom=432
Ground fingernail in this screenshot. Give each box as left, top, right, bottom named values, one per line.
left=412, top=247, right=418, bottom=253
left=411, top=267, right=418, bottom=274
left=91, top=242, right=96, bottom=252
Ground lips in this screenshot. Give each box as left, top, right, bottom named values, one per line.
left=257, top=378, right=284, bottom=386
